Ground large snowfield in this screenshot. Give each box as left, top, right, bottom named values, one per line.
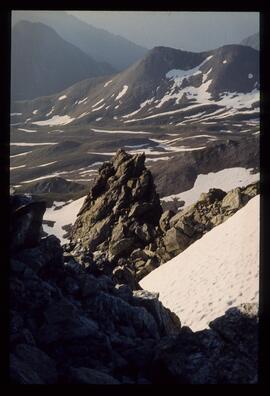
left=140, top=195, right=259, bottom=331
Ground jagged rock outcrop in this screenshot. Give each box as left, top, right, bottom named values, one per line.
left=66, top=150, right=258, bottom=284
left=68, top=149, right=163, bottom=285
left=9, top=193, right=258, bottom=384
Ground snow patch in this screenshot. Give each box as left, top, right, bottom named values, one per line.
left=18, top=128, right=37, bottom=133
left=122, top=98, right=155, bottom=118
left=10, top=165, right=26, bottom=170
left=78, top=112, right=89, bottom=119
left=43, top=196, right=87, bottom=244
left=91, top=128, right=150, bottom=135
left=10, top=151, right=32, bottom=158
left=92, top=98, right=104, bottom=108
left=36, top=161, right=57, bottom=167
left=124, top=144, right=149, bottom=149
left=46, top=107, right=55, bottom=117
left=104, top=80, right=113, bottom=87
left=32, top=115, right=74, bottom=126
left=21, top=172, right=68, bottom=184
left=92, top=104, right=105, bottom=112
left=115, top=85, right=128, bottom=100
left=58, top=95, right=67, bottom=101
left=87, top=151, right=116, bottom=156
left=10, top=142, right=57, bottom=147
left=145, top=156, right=171, bottom=162
left=77, top=97, right=88, bottom=105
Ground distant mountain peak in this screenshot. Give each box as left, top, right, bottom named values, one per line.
left=12, top=10, right=148, bottom=71
left=240, top=32, right=259, bottom=51
left=11, top=20, right=115, bottom=100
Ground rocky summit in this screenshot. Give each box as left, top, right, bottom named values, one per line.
left=65, top=149, right=259, bottom=287
left=10, top=192, right=258, bottom=384
left=68, top=149, right=163, bottom=287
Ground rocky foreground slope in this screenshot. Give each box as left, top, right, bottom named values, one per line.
left=65, top=149, right=259, bottom=286
left=10, top=191, right=258, bottom=383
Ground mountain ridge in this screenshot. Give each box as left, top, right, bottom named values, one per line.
left=12, top=43, right=259, bottom=125
left=12, top=11, right=148, bottom=71
left=11, top=20, right=115, bottom=100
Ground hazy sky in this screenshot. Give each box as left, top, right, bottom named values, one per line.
left=67, top=11, right=259, bottom=51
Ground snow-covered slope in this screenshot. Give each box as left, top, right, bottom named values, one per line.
left=140, top=195, right=259, bottom=331
left=43, top=195, right=87, bottom=243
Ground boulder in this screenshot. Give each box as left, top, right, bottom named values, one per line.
left=163, top=227, right=190, bottom=254
left=132, top=290, right=181, bottom=335
left=109, top=237, right=136, bottom=261
left=221, top=188, right=243, bottom=210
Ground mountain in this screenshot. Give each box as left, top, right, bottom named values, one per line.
left=240, top=32, right=259, bottom=50
left=12, top=44, right=259, bottom=125
left=11, top=21, right=115, bottom=100
left=12, top=11, right=148, bottom=71
left=10, top=44, right=259, bottom=199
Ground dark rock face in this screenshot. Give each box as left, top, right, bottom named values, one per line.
left=10, top=194, right=46, bottom=252
left=9, top=193, right=258, bottom=383
left=69, top=149, right=163, bottom=284
left=150, top=303, right=258, bottom=384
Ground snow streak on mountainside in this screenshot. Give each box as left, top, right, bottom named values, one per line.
left=12, top=44, right=259, bottom=128
left=140, top=195, right=259, bottom=331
